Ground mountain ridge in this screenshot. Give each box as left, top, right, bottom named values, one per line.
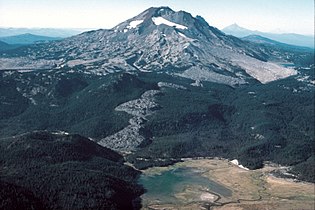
left=242, top=34, right=313, bottom=50
left=222, top=23, right=314, bottom=48
left=0, top=7, right=297, bottom=85
left=0, top=33, right=62, bottom=45
left=0, top=27, right=85, bottom=38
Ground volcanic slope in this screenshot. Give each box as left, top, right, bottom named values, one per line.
left=0, top=7, right=296, bottom=85
left=0, top=7, right=314, bottom=183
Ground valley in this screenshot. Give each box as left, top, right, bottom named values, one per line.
left=0, top=5, right=314, bottom=210
left=140, top=158, right=315, bottom=210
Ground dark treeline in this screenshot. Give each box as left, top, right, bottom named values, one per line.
left=0, top=131, right=144, bottom=210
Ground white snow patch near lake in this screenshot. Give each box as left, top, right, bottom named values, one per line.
left=230, top=159, right=249, bottom=170
left=127, top=20, right=143, bottom=29
left=152, top=17, right=187, bottom=29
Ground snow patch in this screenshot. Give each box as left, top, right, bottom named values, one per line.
left=127, top=20, right=144, bottom=29
left=230, top=159, right=249, bottom=170
left=152, top=17, right=188, bottom=29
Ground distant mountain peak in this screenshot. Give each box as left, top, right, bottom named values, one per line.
left=230, top=23, right=240, bottom=27
left=222, top=24, right=314, bottom=48
left=223, top=23, right=251, bottom=33
left=0, top=33, right=62, bottom=45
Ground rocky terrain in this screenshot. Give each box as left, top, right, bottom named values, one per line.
left=1, top=7, right=297, bottom=86
left=99, top=89, right=161, bottom=151
left=0, top=6, right=314, bottom=210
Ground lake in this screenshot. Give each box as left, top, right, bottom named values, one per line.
left=139, top=165, right=232, bottom=205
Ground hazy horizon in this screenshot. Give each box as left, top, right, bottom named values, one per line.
left=0, top=0, right=314, bottom=35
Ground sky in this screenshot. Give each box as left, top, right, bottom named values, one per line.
left=0, top=0, right=314, bottom=35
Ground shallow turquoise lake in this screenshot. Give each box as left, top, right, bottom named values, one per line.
left=139, top=166, right=232, bottom=204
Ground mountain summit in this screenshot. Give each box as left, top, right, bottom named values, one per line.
left=0, top=7, right=296, bottom=85
left=222, top=23, right=255, bottom=37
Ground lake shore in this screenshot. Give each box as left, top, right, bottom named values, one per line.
left=140, top=158, right=315, bottom=210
